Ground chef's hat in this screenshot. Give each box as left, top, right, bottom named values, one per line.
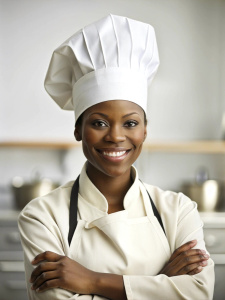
left=44, top=14, right=159, bottom=121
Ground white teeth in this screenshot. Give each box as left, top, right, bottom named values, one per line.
left=102, top=151, right=126, bottom=157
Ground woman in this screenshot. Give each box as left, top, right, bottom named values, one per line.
left=18, top=14, right=214, bottom=300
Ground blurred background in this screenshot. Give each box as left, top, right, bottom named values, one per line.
left=0, top=0, right=225, bottom=299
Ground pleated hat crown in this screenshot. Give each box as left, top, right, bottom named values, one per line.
left=44, top=14, right=160, bottom=121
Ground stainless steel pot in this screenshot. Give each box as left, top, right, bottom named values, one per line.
left=182, top=180, right=223, bottom=212
left=12, top=179, right=59, bottom=210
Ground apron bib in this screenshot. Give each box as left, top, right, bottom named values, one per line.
left=68, top=176, right=171, bottom=276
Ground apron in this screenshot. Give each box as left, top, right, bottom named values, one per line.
left=68, top=176, right=171, bottom=277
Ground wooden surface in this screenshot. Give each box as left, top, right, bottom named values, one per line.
left=0, top=141, right=79, bottom=149
left=1, top=140, right=225, bottom=153
left=142, top=141, right=225, bottom=153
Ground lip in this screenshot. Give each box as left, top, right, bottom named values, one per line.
left=96, top=148, right=132, bottom=162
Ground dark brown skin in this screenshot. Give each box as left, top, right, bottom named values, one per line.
left=159, top=239, right=209, bottom=276
left=30, top=252, right=126, bottom=299
left=74, top=100, right=147, bottom=214
left=30, top=100, right=210, bottom=299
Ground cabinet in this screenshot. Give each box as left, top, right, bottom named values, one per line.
left=0, top=212, right=28, bottom=300
left=201, top=213, right=225, bottom=300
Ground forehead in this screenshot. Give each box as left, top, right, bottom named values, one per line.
left=83, top=100, right=144, bottom=117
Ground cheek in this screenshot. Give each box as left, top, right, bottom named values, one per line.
left=83, top=129, right=102, bottom=145
left=131, top=130, right=146, bottom=145
left=82, top=128, right=105, bottom=156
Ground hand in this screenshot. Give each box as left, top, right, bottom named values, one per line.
left=30, top=251, right=94, bottom=294
left=159, top=240, right=209, bottom=276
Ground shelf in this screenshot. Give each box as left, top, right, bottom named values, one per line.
left=0, top=141, right=79, bottom=149
left=1, top=140, right=225, bottom=153
left=143, top=141, right=225, bottom=153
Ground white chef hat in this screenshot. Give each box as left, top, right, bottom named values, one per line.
left=44, top=14, right=159, bottom=122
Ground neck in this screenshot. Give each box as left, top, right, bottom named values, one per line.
left=86, top=163, right=133, bottom=209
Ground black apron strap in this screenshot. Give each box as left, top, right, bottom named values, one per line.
left=68, top=176, right=166, bottom=245
left=68, top=175, right=80, bottom=246
left=144, top=188, right=166, bottom=235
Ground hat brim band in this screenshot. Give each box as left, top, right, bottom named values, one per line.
left=72, top=67, right=148, bottom=121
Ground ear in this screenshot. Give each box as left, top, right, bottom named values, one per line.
left=144, top=126, right=147, bottom=141
left=74, top=127, right=82, bottom=141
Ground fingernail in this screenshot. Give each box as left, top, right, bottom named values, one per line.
left=36, top=288, right=40, bottom=292
left=191, top=239, right=197, bottom=243
left=204, top=254, right=209, bottom=259
left=201, top=250, right=206, bottom=254
left=197, top=266, right=203, bottom=270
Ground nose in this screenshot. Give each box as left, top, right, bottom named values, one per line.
left=104, top=125, right=126, bottom=143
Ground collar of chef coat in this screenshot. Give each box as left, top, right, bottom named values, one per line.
left=78, top=162, right=147, bottom=223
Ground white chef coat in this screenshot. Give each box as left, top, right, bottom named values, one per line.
left=18, top=163, right=214, bottom=300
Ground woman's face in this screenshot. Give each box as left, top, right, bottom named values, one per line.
left=75, top=100, right=147, bottom=179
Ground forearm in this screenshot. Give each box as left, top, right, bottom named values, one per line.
left=123, top=260, right=214, bottom=300
left=91, top=272, right=127, bottom=300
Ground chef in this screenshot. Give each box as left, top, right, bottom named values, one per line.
left=18, top=14, right=214, bottom=300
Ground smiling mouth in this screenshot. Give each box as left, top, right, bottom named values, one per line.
left=96, top=149, right=131, bottom=159
left=102, top=150, right=126, bottom=157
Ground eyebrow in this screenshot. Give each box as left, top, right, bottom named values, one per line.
left=89, top=112, right=139, bottom=118
left=122, top=112, right=139, bottom=118
left=89, top=112, right=108, bottom=118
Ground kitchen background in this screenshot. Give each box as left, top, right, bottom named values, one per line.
left=0, top=0, right=225, bottom=299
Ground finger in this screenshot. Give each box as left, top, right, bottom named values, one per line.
left=169, top=240, right=197, bottom=262
left=172, top=252, right=209, bottom=271
left=34, top=278, right=60, bottom=292
left=184, top=260, right=208, bottom=276
left=32, top=251, right=62, bottom=265
left=165, top=252, right=209, bottom=276
left=30, top=262, right=57, bottom=283
left=168, top=247, right=207, bottom=269
left=170, top=248, right=206, bottom=266
left=31, top=270, right=59, bottom=291
left=177, top=260, right=208, bottom=275
left=179, top=248, right=206, bottom=256
left=188, top=266, right=203, bottom=275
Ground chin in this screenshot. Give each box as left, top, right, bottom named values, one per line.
left=99, top=165, right=132, bottom=178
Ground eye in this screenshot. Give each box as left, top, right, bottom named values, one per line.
left=124, top=120, right=139, bottom=127
left=92, top=120, right=108, bottom=127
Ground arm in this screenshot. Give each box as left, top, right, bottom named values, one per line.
left=158, top=239, right=209, bottom=276
left=122, top=195, right=215, bottom=300
left=30, top=251, right=126, bottom=300
left=20, top=192, right=214, bottom=300
left=29, top=240, right=209, bottom=300
left=18, top=206, right=98, bottom=300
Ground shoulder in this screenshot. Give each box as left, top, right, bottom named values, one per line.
left=143, top=183, right=203, bottom=251
left=18, top=180, right=74, bottom=225
left=143, top=182, right=199, bottom=224
left=144, top=182, right=195, bottom=209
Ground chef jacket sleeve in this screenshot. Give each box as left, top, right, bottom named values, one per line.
left=123, top=193, right=215, bottom=300
left=18, top=203, right=108, bottom=300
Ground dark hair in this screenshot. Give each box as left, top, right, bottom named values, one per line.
left=75, top=109, right=147, bottom=127
left=75, top=113, right=83, bottom=127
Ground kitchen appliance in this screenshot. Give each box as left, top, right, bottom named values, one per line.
left=182, top=180, right=223, bottom=211
left=182, top=168, right=224, bottom=212
left=12, top=177, right=59, bottom=210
